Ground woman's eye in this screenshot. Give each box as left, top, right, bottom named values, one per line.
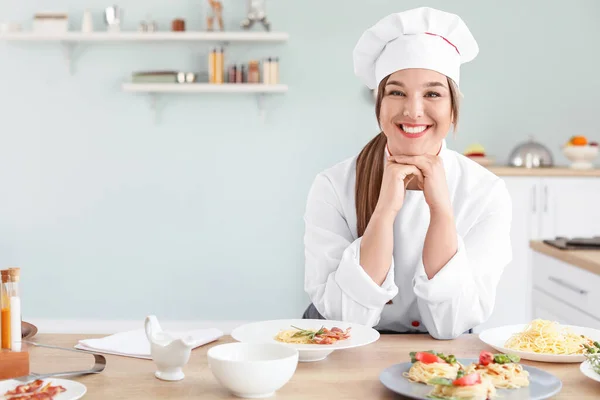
left=387, top=90, right=405, bottom=96
left=426, top=92, right=441, bottom=98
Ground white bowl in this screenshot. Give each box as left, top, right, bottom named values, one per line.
left=207, top=342, right=299, bottom=398
left=562, top=145, right=598, bottom=169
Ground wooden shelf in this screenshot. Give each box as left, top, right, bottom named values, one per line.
left=0, top=31, right=289, bottom=42
left=122, top=83, right=288, bottom=94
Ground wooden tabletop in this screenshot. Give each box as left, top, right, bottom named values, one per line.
left=18, top=333, right=600, bottom=399
left=530, top=240, right=600, bottom=276
left=487, top=166, right=600, bottom=177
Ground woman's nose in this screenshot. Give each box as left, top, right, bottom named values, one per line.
left=403, top=98, right=424, bottom=119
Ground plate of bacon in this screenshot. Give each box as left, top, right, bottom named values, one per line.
left=231, top=319, right=380, bottom=362
left=0, top=378, right=86, bottom=400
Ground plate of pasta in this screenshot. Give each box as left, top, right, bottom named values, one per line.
left=580, top=350, right=600, bottom=383
left=379, top=349, right=562, bottom=399
left=230, top=319, right=379, bottom=362
left=478, top=319, right=600, bottom=363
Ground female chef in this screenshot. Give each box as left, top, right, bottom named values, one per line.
left=302, top=7, right=512, bottom=340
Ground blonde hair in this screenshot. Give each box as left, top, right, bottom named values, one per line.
left=355, top=75, right=461, bottom=237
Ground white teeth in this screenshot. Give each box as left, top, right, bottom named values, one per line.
left=401, top=125, right=428, bottom=134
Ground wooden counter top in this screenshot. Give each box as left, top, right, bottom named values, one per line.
left=530, top=240, right=600, bottom=276
left=18, top=333, right=600, bottom=399
left=487, top=166, right=600, bottom=177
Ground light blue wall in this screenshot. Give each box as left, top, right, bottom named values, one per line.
left=1, top=0, right=599, bottom=322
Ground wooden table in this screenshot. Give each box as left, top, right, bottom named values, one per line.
left=18, top=334, right=599, bottom=399
left=530, top=240, right=600, bottom=276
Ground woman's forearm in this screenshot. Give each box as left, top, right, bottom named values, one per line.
left=423, top=209, right=457, bottom=279
left=359, top=210, right=396, bottom=285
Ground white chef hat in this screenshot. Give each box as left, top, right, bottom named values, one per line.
left=353, top=7, right=479, bottom=89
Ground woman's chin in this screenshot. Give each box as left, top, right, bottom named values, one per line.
left=389, top=143, right=428, bottom=157
left=388, top=138, right=442, bottom=157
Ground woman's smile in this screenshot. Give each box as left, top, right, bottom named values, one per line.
left=395, top=123, right=433, bottom=139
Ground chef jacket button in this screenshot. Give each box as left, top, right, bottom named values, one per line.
left=411, top=320, right=420, bottom=327
left=386, top=300, right=393, bottom=305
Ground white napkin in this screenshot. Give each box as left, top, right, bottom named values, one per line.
left=74, top=328, right=223, bottom=359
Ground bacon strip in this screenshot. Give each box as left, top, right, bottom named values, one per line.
left=5, top=380, right=67, bottom=400
left=312, top=326, right=352, bottom=345
left=5, top=380, right=45, bottom=396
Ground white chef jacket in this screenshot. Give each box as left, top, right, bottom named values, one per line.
left=303, top=140, right=512, bottom=339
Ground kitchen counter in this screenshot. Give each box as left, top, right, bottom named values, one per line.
left=487, top=166, right=600, bottom=176
left=530, top=240, right=600, bottom=276
left=18, top=333, right=599, bottom=399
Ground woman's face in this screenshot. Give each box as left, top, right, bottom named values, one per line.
left=379, top=68, right=453, bottom=156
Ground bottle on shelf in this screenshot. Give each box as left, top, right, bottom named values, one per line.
left=9, top=268, right=21, bottom=350
left=262, top=58, right=271, bottom=84
left=1, top=270, right=10, bottom=349
left=215, top=47, right=224, bottom=84
left=248, top=60, right=259, bottom=83
left=208, top=47, right=216, bottom=83
left=269, top=57, right=279, bottom=84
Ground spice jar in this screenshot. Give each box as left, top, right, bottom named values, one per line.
left=172, top=19, right=185, bottom=31
left=1, top=270, right=10, bottom=349
left=248, top=61, right=259, bottom=83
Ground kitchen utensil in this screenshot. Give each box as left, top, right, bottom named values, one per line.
left=104, top=5, right=122, bottom=32
left=208, top=342, right=298, bottom=398
left=508, top=136, right=554, bottom=168
left=21, top=321, right=38, bottom=339
left=231, top=319, right=380, bottom=362
left=380, top=358, right=562, bottom=400
left=145, top=315, right=196, bottom=381
left=566, top=236, right=600, bottom=247
left=16, top=341, right=106, bottom=382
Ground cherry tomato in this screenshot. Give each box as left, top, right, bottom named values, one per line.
left=479, top=351, right=494, bottom=366
left=415, top=352, right=443, bottom=364
left=453, top=372, right=482, bottom=386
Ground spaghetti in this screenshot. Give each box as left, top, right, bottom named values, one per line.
left=274, top=325, right=351, bottom=345
left=428, top=379, right=496, bottom=400
left=427, top=372, right=496, bottom=400
left=465, top=363, right=529, bottom=389
left=404, top=361, right=461, bottom=385
left=464, top=351, right=528, bottom=390
left=462, top=350, right=529, bottom=389
left=504, top=319, right=595, bottom=355
left=403, top=351, right=462, bottom=385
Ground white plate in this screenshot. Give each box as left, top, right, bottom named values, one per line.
left=580, top=360, right=600, bottom=383
left=479, top=324, right=600, bottom=363
left=379, top=358, right=562, bottom=400
left=380, top=358, right=562, bottom=400
left=231, top=319, right=380, bottom=362
left=0, top=378, right=87, bottom=399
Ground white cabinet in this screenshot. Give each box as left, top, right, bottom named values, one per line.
left=532, top=251, right=600, bottom=329
left=473, top=178, right=537, bottom=332
left=473, top=175, right=600, bottom=333
left=540, top=178, right=600, bottom=239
